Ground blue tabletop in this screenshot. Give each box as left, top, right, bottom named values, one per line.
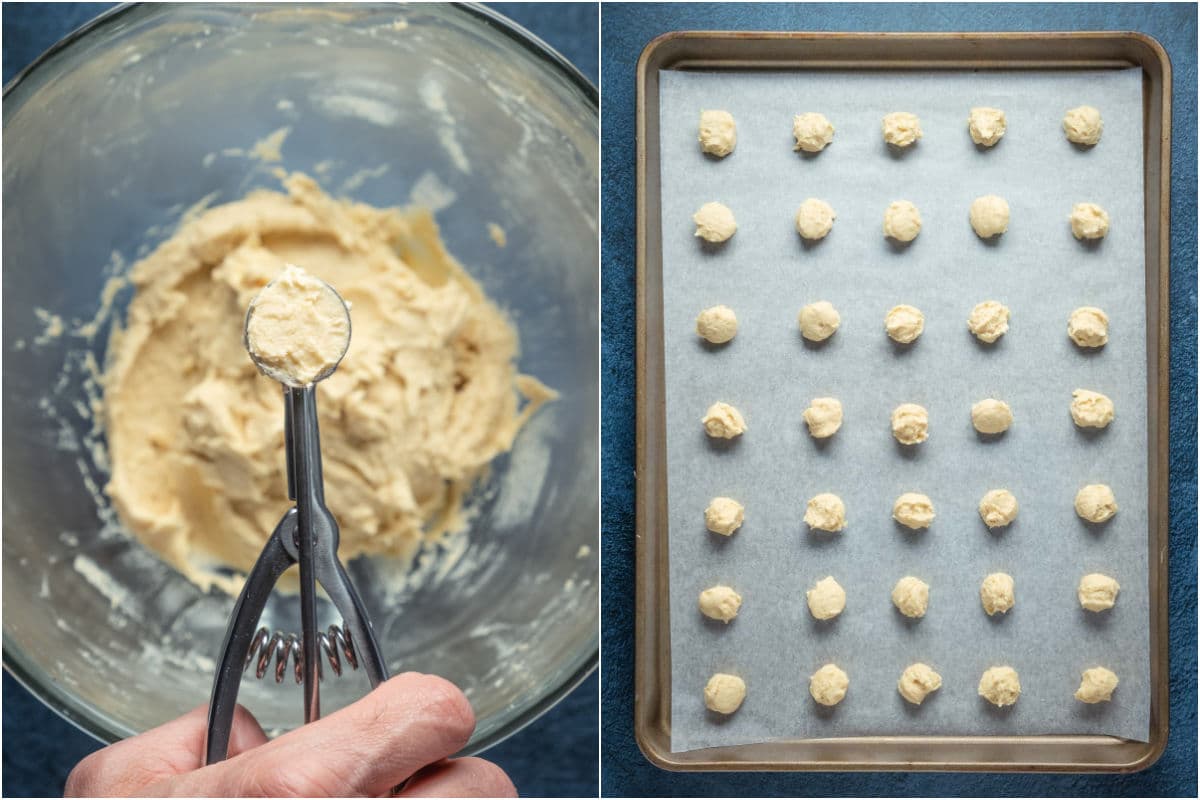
left=600, top=2, right=1196, bottom=797
left=1, top=3, right=597, bottom=798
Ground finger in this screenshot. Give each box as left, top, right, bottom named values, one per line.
left=399, top=758, right=517, bottom=798
left=65, top=703, right=268, bottom=796
left=173, top=673, right=476, bottom=797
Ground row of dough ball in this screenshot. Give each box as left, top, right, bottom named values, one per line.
left=698, top=105, right=1104, bottom=157
left=692, top=197, right=1110, bottom=244
left=697, top=302, right=1110, bottom=349
left=698, top=570, right=1120, bottom=626
left=702, top=390, right=1117, bottom=446
left=704, top=662, right=1118, bottom=715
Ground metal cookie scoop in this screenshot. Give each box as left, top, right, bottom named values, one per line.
left=205, top=268, right=388, bottom=765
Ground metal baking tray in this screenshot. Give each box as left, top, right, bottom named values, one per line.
left=634, top=31, right=1171, bottom=772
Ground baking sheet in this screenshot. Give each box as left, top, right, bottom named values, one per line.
left=659, top=67, right=1149, bottom=752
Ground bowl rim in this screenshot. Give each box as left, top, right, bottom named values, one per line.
left=2, top=0, right=598, bottom=759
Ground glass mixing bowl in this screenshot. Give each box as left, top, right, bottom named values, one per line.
left=2, top=3, right=597, bottom=752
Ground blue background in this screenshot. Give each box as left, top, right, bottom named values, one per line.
left=600, top=3, right=1196, bottom=797
left=1, top=3, right=597, bottom=798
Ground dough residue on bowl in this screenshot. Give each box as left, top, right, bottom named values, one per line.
left=103, top=172, right=556, bottom=594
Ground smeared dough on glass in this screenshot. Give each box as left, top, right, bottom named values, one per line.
left=1075, top=667, right=1118, bottom=703
left=798, top=301, right=841, bottom=342
left=698, top=109, right=737, bottom=157
left=804, top=493, right=846, bottom=533
left=883, top=200, right=922, bottom=242
left=885, top=304, right=924, bottom=344
left=968, top=300, right=1010, bottom=343
left=698, top=585, right=742, bottom=623
left=1068, top=306, right=1109, bottom=348
left=695, top=305, right=738, bottom=344
left=980, top=572, right=1015, bottom=616
left=809, top=663, right=849, bottom=706
left=969, top=194, right=1010, bottom=238
left=693, top=201, right=737, bottom=243
left=1071, top=389, right=1114, bottom=429
left=968, top=106, right=1006, bottom=146
left=795, top=198, right=836, bottom=240
left=705, top=497, right=744, bottom=536
left=898, top=663, right=943, bottom=705
left=892, top=576, right=930, bottom=619
left=806, top=576, right=846, bottom=621
left=704, top=673, right=746, bottom=714
left=702, top=402, right=746, bottom=439
left=891, top=403, right=929, bottom=445
left=882, top=112, right=922, bottom=148
left=978, top=489, right=1018, bottom=529
left=972, top=398, right=1013, bottom=434
left=1063, top=105, right=1103, bottom=145
left=1075, top=484, right=1117, bottom=523
left=893, top=492, right=935, bottom=530
left=1077, top=573, right=1120, bottom=612
left=1070, top=202, right=1109, bottom=240
left=792, top=112, right=834, bottom=153
left=803, top=397, right=843, bottom=439
left=978, top=666, right=1021, bottom=707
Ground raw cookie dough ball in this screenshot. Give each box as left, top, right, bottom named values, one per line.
left=892, top=576, right=930, bottom=619
left=803, top=397, right=843, bottom=439
left=883, top=200, right=922, bottom=242
left=1075, top=667, right=1118, bottom=703
left=972, top=398, right=1013, bottom=434
left=795, top=198, right=836, bottom=240
left=792, top=112, right=835, bottom=153
left=893, top=493, right=935, bottom=530
left=978, top=489, right=1019, bottom=529
left=1071, top=389, right=1115, bottom=429
left=798, top=301, right=841, bottom=342
left=704, top=673, right=746, bottom=714
left=978, top=666, right=1021, bottom=707
left=882, top=112, right=923, bottom=148
left=809, top=664, right=849, bottom=706
left=1069, top=202, right=1109, bottom=240
left=699, top=585, right=743, bottom=623
left=885, top=304, right=925, bottom=344
left=980, top=572, right=1015, bottom=616
left=693, top=202, right=737, bottom=243
left=698, top=109, right=737, bottom=157
left=1063, top=105, right=1103, bottom=145
left=1068, top=306, right=1109, bottom=348
left=705, top=497, right=745, bottom=536
left=898, top=663, right=943, bottom=705
left=804, top=493, right=846, bottom=532
left=806, top=576, right=847, bottom=621
left=968, top=300, right=1010, bottom=343
left=968, top=106, right=1007, bottom=146
left=1074, top=484, right=1117, bottom=523
left=891, top=403, right=929, bottom=445
left=969, top=194, right=1010, bottom=238
left=702, top=402, right=746, bottom=439
left=1077, top=573, right=1120, bottom=612
left=696, top=305, right=738, bottom=344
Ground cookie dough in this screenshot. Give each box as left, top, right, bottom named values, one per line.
left=702, top=402, right=746, bottom=439
left=805, top=493, right=846, bottom=532
left=1074, top=484, right=1117, bottom=523
left=1069, top=202, right=1109, bottom=240
left=705, top=497, right=745, bottom=536
left=704, top=673, right=746, bottom=714
left=978, top=666, right=1021, bottom=707
left=978, top=489, right=1019, bottom=529
left=693, top=202, right=737, bottom=243
left=980, top=572, right=1015, bottom=616
left=1078, top=573, right=1120, bottom=612
left=243, top=263, right=350, bottom=387
left=104, top=173, right=555, bottom=595
left=882, top=112, right=922, bottom=148
left=892, top=576, right=930, bottom=619
left=809, top=664, right=849, bottom=706
left=1068, top=306, right=1109, bottom=348
left=885, top=304, right=925, bottom=344
left=1071, top=389, right=1115, bottom=429
left=883, top=201, right=922, bottom=243
left=798, top=301, right=841, bottom=342
left=1063, top=105, right=1103, bottom=145
left=968, top=106, right=1007, bottom=146
left=698, top=109, right=737, bottom=157
left=696, top=305, right=738, bottom=344
left=893, top=492, right=935, bottom=530
left=795, top=198, right=836, bottom=240
left=806, top=576, right=846, bottom=621
left=891, top=403, right=929, bottom=445
left=803, top=397, right=843, bottom=439
left=699, top=585, right=743, bottom=623
left=972, top=398, right=1013, bottom=434
left=968, top=300, right=1010, bottom=343
left=792, top=112, right=834, bottom=153
left=969, top=194, right=1010, bottom=238
left=898, top=663, right=943, bottom=705
left=1075, top=667, right=1118, bottom=703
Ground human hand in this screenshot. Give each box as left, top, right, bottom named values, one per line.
left=65, top=672, right=516, bottom=797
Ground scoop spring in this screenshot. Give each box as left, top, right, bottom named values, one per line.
left=245, top=623, right=359, bottom=684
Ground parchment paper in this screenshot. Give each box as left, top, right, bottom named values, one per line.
left=658, top=68, right=1149, bottom=752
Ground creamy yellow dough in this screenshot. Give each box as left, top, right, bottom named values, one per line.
left=245, top=263, right=349, bottom=386
left=104, top=173, right=556, bottom=595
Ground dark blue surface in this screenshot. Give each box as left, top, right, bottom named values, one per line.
left=600, top=3, right=1196, bottom=797
left=1, top=3, right=597, bottom=798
